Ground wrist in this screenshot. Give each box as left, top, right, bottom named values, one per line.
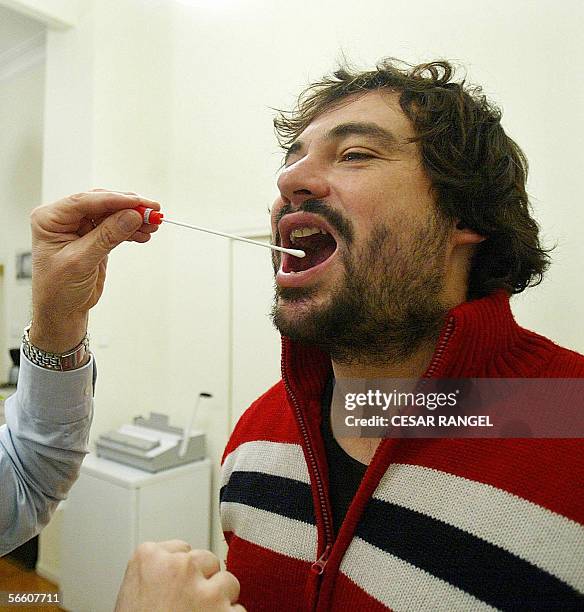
left=29, top=312, right=88, bottom=354
left=24, top=322, right=90, bottom=371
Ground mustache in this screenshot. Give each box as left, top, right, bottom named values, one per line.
left=274, top=199, right=354, bottom=246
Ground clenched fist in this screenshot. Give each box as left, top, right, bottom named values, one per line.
left=115, top=541, right=246, bottom=612
left=29, top=189, right=160, bottom=355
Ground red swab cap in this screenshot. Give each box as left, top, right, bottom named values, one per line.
left=134, top=205, right=164, bottom=225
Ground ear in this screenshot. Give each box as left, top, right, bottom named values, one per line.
left=453, top=219, right=486, bottom=246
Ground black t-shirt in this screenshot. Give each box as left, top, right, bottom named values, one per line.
left=320, top=377, right=368, bottom=536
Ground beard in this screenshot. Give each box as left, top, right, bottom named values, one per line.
left=270, top=206, right=451, bottom=367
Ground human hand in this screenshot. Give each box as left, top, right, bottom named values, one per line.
left=114, top=540, right=246, bottom=612
left=29, top=189, right=159, bottom=354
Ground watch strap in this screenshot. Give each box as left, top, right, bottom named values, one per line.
left=22, top=323, right=90, bottom=371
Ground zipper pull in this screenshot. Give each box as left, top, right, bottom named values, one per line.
left=311, top=544, right=332, bottom=575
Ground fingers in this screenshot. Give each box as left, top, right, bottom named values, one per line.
left=77, top=218, right=96, bottom=238
left=119, top=543, right=243, bottom=612
left=129, top=224, right=158, bottom=243
left=155, top=540, right=192, bottom=554
left=206, top=570, right=241, bottom=604
left=33, top=191, right=159, bottom=230
left=130, top=231, right=153, bottom=243
left=140, top=224, right=159, bottom=234
left=63, top=207, right=151, bottom=268
left=88, top=189, right=158, bottom=237
left=89, top=188, right=139, bottom=196
left=88, top=209, right=145, bottom=262
left=30, top=189, right=162, bottom=262
left=81, top=191, right=159, bottom=244
left=188, top=549, right=221, bottom=578
left=81, top=216, right=159, bottom=242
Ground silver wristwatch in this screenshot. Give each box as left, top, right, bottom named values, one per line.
left=22, top=323, right=90, bottom=371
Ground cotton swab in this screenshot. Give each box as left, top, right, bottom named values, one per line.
left=134, top=205, right=305, bottom=258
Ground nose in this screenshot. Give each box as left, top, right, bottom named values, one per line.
left=276, top=154, right=330, bottom=209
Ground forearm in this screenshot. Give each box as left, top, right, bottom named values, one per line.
left=0, top=350, right=94, bottom=556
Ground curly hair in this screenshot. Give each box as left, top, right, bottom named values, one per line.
left=273, top=58, right=551, bottom=299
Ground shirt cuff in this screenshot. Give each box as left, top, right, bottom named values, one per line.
left=12, top=347, right=94, bottom=424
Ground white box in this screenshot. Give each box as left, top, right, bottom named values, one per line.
left=60, top=454, right=211, bottom=612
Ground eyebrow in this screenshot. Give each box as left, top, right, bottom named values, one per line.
left=284, top=121, right=402, bottom=164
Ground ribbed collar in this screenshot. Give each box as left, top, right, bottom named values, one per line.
left=281, top=289, right=556, bottom=408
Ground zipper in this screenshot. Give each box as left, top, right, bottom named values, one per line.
left=279, top=318, right=456, bottom=606
left=423, top=316, right=456, bottom=378
left=282, top=344, right=334, bottom=575
left=311, top=543, right=332, bottom=575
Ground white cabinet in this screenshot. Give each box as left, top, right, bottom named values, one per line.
left=60, top=454, right=211, bottom=612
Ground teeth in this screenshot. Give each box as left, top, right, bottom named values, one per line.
left=289, top=226, right=328, bottom=243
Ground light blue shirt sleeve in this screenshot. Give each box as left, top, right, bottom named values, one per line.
left=0, top=348, right=94, bottom=556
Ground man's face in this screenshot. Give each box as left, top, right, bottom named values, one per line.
left=270, top=90, right=453, bottom=364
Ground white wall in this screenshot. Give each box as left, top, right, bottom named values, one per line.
left=0, top=51, right=45, bottom=382
left=6, top=0, right=583, bottom=583
left=0, top=0, right=79, bottom=28
left=40, top=0, right=236, bottom=562
left=168, top=0, right=584, bottom=350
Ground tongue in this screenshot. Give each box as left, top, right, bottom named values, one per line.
left=287, top=233, right=336, bottom=272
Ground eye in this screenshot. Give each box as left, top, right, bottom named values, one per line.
left=340, top=151, right=374, bottom=162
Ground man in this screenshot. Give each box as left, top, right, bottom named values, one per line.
left=20, top=58, right=584, bottom=610
left=219, top=59, right=584, bottom=610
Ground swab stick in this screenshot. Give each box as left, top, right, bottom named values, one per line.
left=134, top=205, right=305, bottom=258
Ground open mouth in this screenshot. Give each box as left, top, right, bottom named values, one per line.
left=284, top=227, right=337, bottom=272
left=277, top=212, right=339, bottom=283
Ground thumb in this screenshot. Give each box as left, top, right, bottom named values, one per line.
left=83, top=209, right=143, bottom=266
